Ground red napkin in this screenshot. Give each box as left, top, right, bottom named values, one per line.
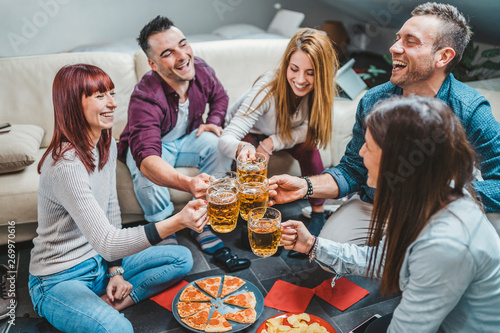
left=314, top=277, right=370, bottom=311
left=264, top=279, right=315, bottom=313
left=150, top=280, right=189, bottom=311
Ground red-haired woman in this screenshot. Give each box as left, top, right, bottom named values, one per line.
left=281, top=96, right=500, bottom=332
left=28, top=64, right=206, bottom=332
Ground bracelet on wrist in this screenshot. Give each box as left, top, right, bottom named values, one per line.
left=306, top=236, right=317, bottom=256
left=308, top=237, right=319, bottom=262
left=259, top=141, right=273, bottom=155
left=301, top=176, right=313, bottom=200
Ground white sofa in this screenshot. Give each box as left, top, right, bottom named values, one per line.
left=0, top=38, right=499, bottom=244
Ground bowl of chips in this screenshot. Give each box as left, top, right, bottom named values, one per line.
left=256, top=312, right=335, bottom=333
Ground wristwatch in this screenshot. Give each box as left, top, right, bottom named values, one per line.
left=106, top=266, right=124, bottom=278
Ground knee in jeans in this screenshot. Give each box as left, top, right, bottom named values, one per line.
left=102, top=313, right=134, bottom=333
left=198, top=132, right=219, bottom=152
left=177, top=246, right=194, bottom=274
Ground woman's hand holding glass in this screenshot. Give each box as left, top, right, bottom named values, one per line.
left=177, top=199, right=208, bottom=234
left=280, top=220, right=315, bottom=254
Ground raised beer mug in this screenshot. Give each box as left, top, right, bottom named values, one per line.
left=236, top=152, right=268, bottom=178
left=248, top=207, right=281, bottom=257
left=206, top=183, right=239, bottom=233
left=209, top=171, right=239, bottom=188
left=237, top=174, right=269, bottom=221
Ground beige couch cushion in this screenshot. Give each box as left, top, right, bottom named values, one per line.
left=0, top=124, right=44, bottom=174
left=0, top=52, right=137, bottom=147
left=0, top=148, right=44, bottom=242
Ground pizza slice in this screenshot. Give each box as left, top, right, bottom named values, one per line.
left=205, top=309, right=232, bottom=332
left=181, top=309, right=210, bottom=331
left=179, top=284, right=212, bottom=302
left=176, top=301, right=212, bottom=318
left=223, top=308, right=257, bottom=324
left=219, top=275, right=246, bottom=297
left=223, top=291, right=256, bottom=309
left=195, top=276, right=222, bottom=298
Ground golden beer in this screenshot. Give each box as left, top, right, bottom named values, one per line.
left=239, top=186, right=269, bottom=221
left=238, top=174, right=269, bottom=221
left=236, top=152, right=268, bottom=178
left=248, top=220, right=281, bottom=257
left=207, top=185, right=239, bottom=233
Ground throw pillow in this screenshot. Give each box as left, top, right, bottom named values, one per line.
left=0, top=124, right=45, bottom=174
left=212, top=24, right=266, bottom=39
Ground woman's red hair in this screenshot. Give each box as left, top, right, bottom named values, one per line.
left=38, top=64, right=115, bottom=174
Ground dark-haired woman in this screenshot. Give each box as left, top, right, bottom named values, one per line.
left=28, top=64, right=206, bottom=332
left=281, top=96, right=500, bottom=332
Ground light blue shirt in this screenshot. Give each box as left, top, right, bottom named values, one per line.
left=315, top=197, right=500, bottom=332
left=324, top=74, right=500, bottom=212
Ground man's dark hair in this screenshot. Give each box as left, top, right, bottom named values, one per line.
left=412, top=2, right=472, bottom=74
left=137, top=15, right=175, bottom=58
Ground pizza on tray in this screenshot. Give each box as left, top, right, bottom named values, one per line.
left=181, top=309, right=210, bottom=331
left=223, top=291, right=256, bottom=309
left=223, top=308, right=257, bottom=324
left=205, top=309, right=232, bottom=332
left=220, top=275, right=246, bottom=297
left=179, top=284, right=212, bottom=302
left=195, top=276, right=222, bottom=298
left=176, top=301, right=212, bottom=318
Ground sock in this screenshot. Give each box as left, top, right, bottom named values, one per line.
left=308, top=212, right=326, bottom=237
left=191, top=226, right=224, bottom=254
left=157, top=233, right=178, bottom=246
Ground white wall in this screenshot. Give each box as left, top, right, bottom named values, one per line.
left=0, top=0, right=358, bottom=58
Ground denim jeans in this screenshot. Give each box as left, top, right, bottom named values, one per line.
left=126, top=129, right=232, bottom=222
left=29, top=245, right=193, bottom=333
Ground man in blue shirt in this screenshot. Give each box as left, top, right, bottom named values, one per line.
left=270, top=2, right=500, bottom=244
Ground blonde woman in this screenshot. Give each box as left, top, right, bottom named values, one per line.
left=219, top=28, right=338, bottom=245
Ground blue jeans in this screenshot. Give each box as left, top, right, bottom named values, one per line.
left=29, top=245, right=193, bottom=333
left=126, top=129, right=232, bottom=222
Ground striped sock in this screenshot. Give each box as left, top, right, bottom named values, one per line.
left=191, top=226, right=224, bottom=254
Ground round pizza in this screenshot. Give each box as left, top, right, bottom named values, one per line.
left=176, top=276, right=258, bottom=332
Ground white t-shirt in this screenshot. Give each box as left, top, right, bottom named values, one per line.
left=161, top=99, right=190, bottom=143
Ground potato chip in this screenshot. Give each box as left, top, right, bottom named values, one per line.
left=263, top=313, right=329, bottom=333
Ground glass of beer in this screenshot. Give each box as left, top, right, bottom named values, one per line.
left=207, top=183, right=239, bottom=233
left=248, top=207, right=281, bottom=257
left=209, top=171, right=238, bottom=188
left=238, top=174, right=269, bottom=221
left=236, top=152, right=268, bottom=179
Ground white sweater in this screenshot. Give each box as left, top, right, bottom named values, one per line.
left=219, top=72, right=310, bottom=159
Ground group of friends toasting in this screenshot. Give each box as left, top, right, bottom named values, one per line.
left=28, top=2, right=500, bottom=332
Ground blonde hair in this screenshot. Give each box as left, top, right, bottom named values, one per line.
left=249, top=28, right=338, bottom=149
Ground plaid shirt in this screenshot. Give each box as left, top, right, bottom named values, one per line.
left=324, top=74, right=500, bottom=212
